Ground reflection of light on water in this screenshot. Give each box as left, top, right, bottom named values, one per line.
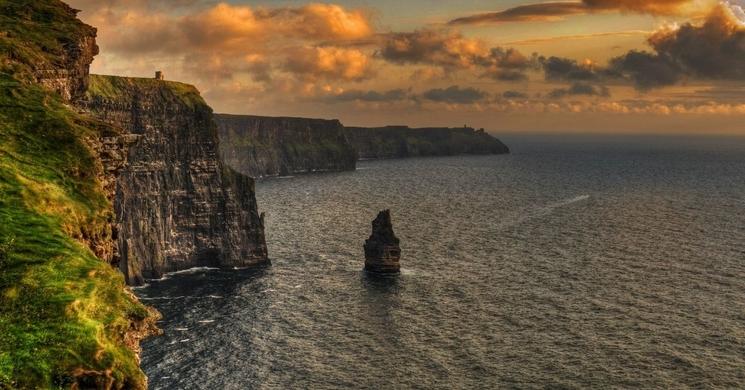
left=724, top=1, right=745, bottom=24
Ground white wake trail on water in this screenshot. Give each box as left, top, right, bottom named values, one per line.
left=497, top=195, right=591, bottom=229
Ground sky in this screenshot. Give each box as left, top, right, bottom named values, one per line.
left=66, top=0, right=745, bottom=134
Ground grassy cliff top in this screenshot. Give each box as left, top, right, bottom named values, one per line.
left=0, top=1, right=155, bottom=388
left=87, top=74, right=208, bottom=109
left=0, top=0, right=96, bottom=79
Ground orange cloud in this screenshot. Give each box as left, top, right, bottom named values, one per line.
left=284, top=46, right=373, bottom=81
left=450, top=0, right=710, bottom=25
left=70, top=1, right=376, bottom=86
left=380, top=29, right=534, bottom=81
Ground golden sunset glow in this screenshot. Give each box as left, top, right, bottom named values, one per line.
left=67, top=0, right=745, bottom=133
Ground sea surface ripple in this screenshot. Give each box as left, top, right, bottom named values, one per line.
left=138, top=135, right=745, bottom=389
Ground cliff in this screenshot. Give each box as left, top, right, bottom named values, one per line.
left=216, top=115, right=510, bottom=177
left=0, top=1, right=157, bottom=388
left=80, top=76, right=269, bottom=285
left=216, top=114, right=357, bottom=178
left=346, top=126, right=510, bottom=159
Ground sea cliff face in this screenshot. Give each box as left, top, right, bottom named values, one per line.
left=216, top=114, right=357, bottom=178
left=347, top=126, right=510, bottom=159
left=216, top=115, right=510, bottom=177
left=80, top=76, right=269, bottom=285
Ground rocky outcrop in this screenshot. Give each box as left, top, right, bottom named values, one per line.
left=216, top=114, right=357, bottom=177
left=347, top=125, right=510, bottom=159
left=364, top=210, right=402, bottom=274
left=36, top=34, right=99, bottom=102
left=0, top=1, right=99, bottom=103
left=79, top=75, right=269, bottom=285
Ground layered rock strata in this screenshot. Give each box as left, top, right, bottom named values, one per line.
left=216, top=115, right=511, bottom=178
left=80, top=75, right=269, bottom=285
left=347, top=125, right=510, bottom=159
left=216, top=114, right=357, bottom=178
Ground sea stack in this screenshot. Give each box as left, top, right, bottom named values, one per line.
left=364, top=210, right=402, bottom=273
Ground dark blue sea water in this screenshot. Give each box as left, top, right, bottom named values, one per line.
left=137, top=135, right=745, bottom=389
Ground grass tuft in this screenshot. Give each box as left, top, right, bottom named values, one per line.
left=0, top=0, right=156, bottom=388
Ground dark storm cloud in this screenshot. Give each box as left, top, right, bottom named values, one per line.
left=542, top=57, right=602, bottom=81
left=324, top=89, right=410, bottom=102
left=421, top=86, right=490, bottom=104
left=647, top=5, right=745, bottom=80
left=608, top=4, right=745, bottom=89
left=533, top=5, right=745, bottom=90
left=379, top=30, right=533, bottom=80
left=607, top=50, right=681, bottom=89
left=548, top=83, right=610, bottom=98
left=503, top=90, right=528, bottom=99
left=485, top=70, right=529, bottom=81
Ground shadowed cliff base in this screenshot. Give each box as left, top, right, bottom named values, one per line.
left=216, top=114, right=510, bottom=178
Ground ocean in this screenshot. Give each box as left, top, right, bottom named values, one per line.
left=137, top=135, right=745, bottom=389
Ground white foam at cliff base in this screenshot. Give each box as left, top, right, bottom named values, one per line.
left=170, top=267, right=219, bottom=275
left=144, top=266, right=220, bottom=283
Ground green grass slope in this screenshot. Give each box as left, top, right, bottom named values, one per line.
left=87, top=74, right=207, bottom=109
left=0, top=1, right=156, bottom=388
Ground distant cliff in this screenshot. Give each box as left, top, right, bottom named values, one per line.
left=347, top=126, right=510, bottom=159
left=80, top=76, right=269, bottom=285
left=216, top=114, right=357, bottom=178
left=216, top=115, right=509, bottom=177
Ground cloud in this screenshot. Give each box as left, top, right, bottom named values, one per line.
left=548, top=83, right=610, bottom=98
left=449, top=0, right=701, bottom=25
left=542, top=56, right=603, bottom=81
left=608, top=50, right=681, bottom=89
left=503, top=90, right=529, bottom=99
left=68, top=1, right=376, bottom=85
left=647, top=4, right=745, bottom=79
left=380, top=30, right=489, bottom=68
left=450, top=2, right=588, bottom=25
left=485, top=70, right=530, bottom=81
left=284, top=46, right=374, bottom=81
left=608, top=3, right=745, bottom=89
left=323, top=89, right=409, bottom=102
left=583, top=0, right=698, bottom=14
left=422, top=85, right=489, bottom=104
left=379, top=30, right=533, bottom=80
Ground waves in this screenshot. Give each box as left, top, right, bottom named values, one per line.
left=138, top=141, right=745, bottom=389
